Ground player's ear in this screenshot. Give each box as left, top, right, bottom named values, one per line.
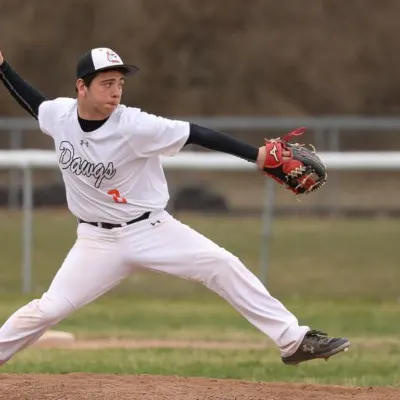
left=76, top=79, right=86, bottom=95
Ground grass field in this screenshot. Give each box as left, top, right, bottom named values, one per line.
left=0, top=209, right=399, bottom=389
left=1, top=209, right=399, bottom=300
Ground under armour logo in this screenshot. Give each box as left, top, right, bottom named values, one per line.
left=80, top=140, right=89, bottom=147
left=302, top=344, right=315, bottom=354
left=151, top=220, right=162, bottom=226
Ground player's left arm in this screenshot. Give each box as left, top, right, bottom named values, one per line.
left=128, top=109, right=325, bottom=196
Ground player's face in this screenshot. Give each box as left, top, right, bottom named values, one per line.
left=78, top=70, right=125, bottom=118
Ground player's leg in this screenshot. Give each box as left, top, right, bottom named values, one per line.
left=0, top=223, right=131, bottom=364
left=124, top=210, right=349, bottom=365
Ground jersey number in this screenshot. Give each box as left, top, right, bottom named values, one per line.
left=108, top=189, right=127, bottom=204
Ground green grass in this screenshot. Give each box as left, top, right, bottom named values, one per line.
left=0, top=209, right=399, bottom=386
left=2, top=345, right=400, bottom=387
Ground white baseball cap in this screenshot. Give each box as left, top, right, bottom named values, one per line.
left=76, top=47, right=139, bottom=79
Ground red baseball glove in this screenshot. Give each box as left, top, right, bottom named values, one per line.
left=262, top=127, right=327, bottom=198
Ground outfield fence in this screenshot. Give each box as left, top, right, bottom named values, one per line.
left=3, top=115, right=400, bottom=213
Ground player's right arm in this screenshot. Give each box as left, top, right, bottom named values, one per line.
left=0, top=50, right=48, bottom=120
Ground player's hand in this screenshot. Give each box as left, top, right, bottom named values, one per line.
left=0, top=51, right=4, bottom=66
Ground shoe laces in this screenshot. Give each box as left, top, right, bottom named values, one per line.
left=306, top=330, right=330, bottom=342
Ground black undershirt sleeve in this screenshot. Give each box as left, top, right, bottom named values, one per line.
left=186, top=123, right=259, bottom=163
left=0, top=61, right=47, bottom=119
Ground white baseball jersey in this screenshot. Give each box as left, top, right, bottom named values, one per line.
left=38, top=98, right=190, bottom=223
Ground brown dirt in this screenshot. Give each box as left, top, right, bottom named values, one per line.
left=1, top=373, right=399, bottom=400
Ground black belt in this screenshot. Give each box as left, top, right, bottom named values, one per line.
left=78, top=211, right=151, bottom=229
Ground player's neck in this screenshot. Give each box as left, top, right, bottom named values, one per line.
left=77, top=101, right=110, bottom=121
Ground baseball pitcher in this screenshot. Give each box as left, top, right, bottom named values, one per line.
left=0, top=47, right=349, bottom=366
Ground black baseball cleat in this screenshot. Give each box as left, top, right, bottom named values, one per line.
left=281, top=329, right=350, bottom=366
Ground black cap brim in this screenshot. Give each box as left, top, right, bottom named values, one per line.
left=81, top=64, right=139, bottom=78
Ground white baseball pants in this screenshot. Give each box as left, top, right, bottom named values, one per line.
left=0, top=210, right=309, bottom=364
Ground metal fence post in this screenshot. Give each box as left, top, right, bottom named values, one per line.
left=8, top=130, right=22, bottom=209
left=327, top=128, right=341, bottom=217
left=22, top=166, right=33, bottom=294
left=313, top=128, right=325, bottom=151
left=259, top=179, right=276, bottom=284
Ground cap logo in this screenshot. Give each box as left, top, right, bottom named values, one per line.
left=106, top=50, right=121, bottom=64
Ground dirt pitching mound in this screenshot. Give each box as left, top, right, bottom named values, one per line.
left=1, top=373, right=398, bottom=400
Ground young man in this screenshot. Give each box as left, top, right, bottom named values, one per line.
left=0, top=47, right=349, bottom=366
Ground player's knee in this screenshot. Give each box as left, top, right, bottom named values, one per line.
left=30, top=294, right=75, bottom=325
left=200, top=249, right=242, bottom=286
